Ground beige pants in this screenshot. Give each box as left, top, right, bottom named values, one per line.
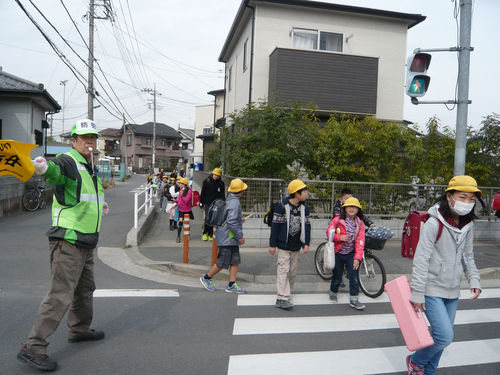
left=27, top=240, right=96, bottom=354
left=277, top=248, right=300, bottom=300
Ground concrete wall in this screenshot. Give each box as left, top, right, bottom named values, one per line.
left=242, top=217, right=500, bottom=247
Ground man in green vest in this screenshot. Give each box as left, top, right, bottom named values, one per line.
left=17, top=119, right=108, bottom=371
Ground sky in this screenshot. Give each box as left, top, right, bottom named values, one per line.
left=1, top=0, right=498, bottom=139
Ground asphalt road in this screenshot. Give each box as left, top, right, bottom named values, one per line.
left=1, top=174, right=499, bottom=375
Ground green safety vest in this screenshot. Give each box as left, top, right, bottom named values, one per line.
left=49, top=149, right=105, bottom=246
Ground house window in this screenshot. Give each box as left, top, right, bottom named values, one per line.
left=320, top=31, right=343, bottom=52
left=146, top=138, right=151, bottom=145
left=243, top=38, right=249, bottom=72
left=292, top=28, right=343, bottom=52
left=293, top=28, right=317, bottom=50
left=161, top=140, right=166, bottom=146
left=228, top=66, right=233, bottom=91
left=182, top=143, right=189, bottom=150
left=126, top=135, right=131, bottom=145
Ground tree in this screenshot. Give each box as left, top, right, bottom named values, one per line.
left=414, top=116, right=455, bottom=185
left=219, top=100, right=319, bottom=179
left=467, top=113, right=500, bottom=186
left=314, top=114, right=422, bottom=183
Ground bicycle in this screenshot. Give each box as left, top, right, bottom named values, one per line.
left=22, top=185, right=46, bottom=212
left=314, top=226, right=393, bottom=298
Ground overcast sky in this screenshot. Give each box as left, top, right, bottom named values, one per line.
left=1, top=0, right=498, bottom=138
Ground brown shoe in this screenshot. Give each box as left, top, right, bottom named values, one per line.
left=17, top=344, right=57, bottom=371
left=68, top=329, right=105, bottom=343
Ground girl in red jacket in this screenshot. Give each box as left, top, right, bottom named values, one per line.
left=325, top=197, right=366, bottom=310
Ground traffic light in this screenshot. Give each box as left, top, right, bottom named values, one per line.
left=406, top=53, right=431, bottom=98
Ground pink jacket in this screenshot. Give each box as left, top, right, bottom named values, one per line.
left=175, top=188, right=192, bottom=212
left=326, top=216, right=365, bottom=261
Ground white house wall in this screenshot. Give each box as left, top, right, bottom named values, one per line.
left=225, top=18, right=253, bottom=118
left=194, top=104, right=214, bottom=155
left=226, top=3, right=409, bottom=122
left=0, top=98, right=45, bottom=158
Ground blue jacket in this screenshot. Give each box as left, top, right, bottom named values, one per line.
left=216, top=193, right=243, bottom=247
left=269, top=197, right=311, bottom=250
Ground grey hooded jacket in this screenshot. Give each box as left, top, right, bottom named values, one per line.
left=410, top=204, right=481, bottom=304
left=216, top=193, right=243, bottom=247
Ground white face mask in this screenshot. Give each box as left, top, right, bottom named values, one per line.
left=448, top=195, right=475, bottom=216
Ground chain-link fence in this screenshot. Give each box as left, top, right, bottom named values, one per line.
left=193, top=171, right=499, bottom=219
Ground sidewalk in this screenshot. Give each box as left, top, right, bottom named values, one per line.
left=135, top=203, right=500, bottom=287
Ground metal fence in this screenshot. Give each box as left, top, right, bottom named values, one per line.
left=97, top=161, right=113, bottom=182
left=193, top=171, right=499, bottom=219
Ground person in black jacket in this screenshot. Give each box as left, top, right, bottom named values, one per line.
left=200, top=168, right=225, bottom=241
left=332, top=188, right=374, bottom=228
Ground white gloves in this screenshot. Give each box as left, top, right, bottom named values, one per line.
left=32, top=157, right=48, bottom=175
left=103, top=202, right=109, bottom=215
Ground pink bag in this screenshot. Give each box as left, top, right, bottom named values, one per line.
left=384, top=275, right=434, bottom=351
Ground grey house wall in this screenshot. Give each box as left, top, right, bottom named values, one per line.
left=268, top=48, right=378, bottom=115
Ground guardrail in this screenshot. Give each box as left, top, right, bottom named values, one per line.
left=134, top=184, right=156, bottom=229
left=193, top=171, right=499, bottom=219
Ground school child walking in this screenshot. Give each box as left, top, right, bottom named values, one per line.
left=173, top=177, right=192, bottom=243
left=326, top=197, right=366, bottom=310
left=200, top=179, right=248, bottom=293
left=406, top=176, right=483, bottom=375
left=269, top=180, right=311, bottom=309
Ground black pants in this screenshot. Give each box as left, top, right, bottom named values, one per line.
left=203, top=205, right=214, bottom=237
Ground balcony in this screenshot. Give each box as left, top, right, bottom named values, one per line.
left=268, top=47, right=378, bottom=115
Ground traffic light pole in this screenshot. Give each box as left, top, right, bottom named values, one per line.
left=409, top=0, right=473, bottom=175
left=455, top=0, right=473, bottom=176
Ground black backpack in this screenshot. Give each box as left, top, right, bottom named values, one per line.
left=206, top=199, right=227, bottom=227
left=263, top=201, right=280, bottom=227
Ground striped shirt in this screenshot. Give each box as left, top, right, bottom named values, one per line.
left=339, top=217, right=357, bottom=254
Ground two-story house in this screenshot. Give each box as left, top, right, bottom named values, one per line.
left=195, top=89, right=225, bottom=172
left=219, top=0, right=425, bottom=123
left=177, top=127, right=195, bottom=173
left=119, top=122, right=182, bottom=173
left=0, top=69, right=60, bottom=215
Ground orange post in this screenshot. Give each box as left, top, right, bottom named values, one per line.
left=183, top=213, right=189, bottom=263
left=211, top=228, right=218, bottom=266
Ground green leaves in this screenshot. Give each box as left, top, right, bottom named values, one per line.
left=218, top=100, right=319, bottom=179
left=210, top=99, right=499, bottom=187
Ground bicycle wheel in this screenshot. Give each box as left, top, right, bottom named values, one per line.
left=22, top=190, right=39, bottom=212
left=314, top=242, right=333, bottom=281
left=38, top=190, right=46, bottom=209
left=358, top=253, right=386, bottom=298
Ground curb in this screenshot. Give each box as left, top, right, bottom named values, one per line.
left=124, top=245, right=500, bottom=284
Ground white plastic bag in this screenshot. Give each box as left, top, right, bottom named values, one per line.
left=323, top=229, right=336, bottom=274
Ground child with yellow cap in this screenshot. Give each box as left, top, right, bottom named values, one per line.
left=269, top=179, right=311, bottom=309
left=326, top=197, right=366, bottom=310
left=406, top=176, right=484, bottom=375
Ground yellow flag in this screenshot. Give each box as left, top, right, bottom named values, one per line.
left=0, top=140, right=38, bottom=182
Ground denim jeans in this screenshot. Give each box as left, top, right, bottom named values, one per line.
left=411, top=296, right=458, bottom=374
left=330, top=251, right=359, bottom=297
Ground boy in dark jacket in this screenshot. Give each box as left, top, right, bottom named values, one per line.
left=269, top=179, right=311, bottom=309
left=200, top=168, right=225, bottom=241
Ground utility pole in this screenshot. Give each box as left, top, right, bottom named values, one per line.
left=142, top=83, right=161, bottom=171
left=60, top=80, right=68, bottom=134
left=87, top=0, right=95, bottom=120
left=123, top=113, right=127, bottom=173
left=85, top=0, right=113, bottom=121
left=454, top=0, right=472, bottom=176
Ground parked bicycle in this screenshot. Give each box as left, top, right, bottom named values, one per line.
left=314, top=226, right=394, bottom=298
left=22, top=184, right=46, bottom=212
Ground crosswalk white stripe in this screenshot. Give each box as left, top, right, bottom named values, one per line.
left=93, top=289, right=179, bottom=297
left=227, top=338, right=500, bottom=375
left=233, top=308, right=500, bottom=335
left=237, top=288, right=500, bottom=306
